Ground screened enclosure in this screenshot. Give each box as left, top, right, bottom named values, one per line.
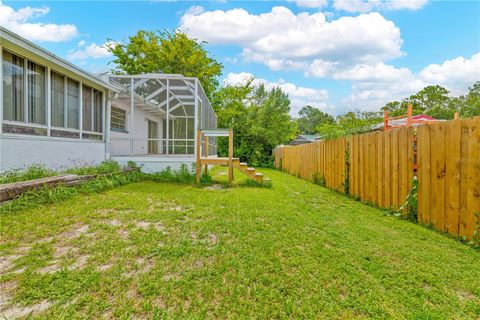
left=105, top=74, right=217, bottom=157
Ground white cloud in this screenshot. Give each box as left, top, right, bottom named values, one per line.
left=419, top=53, right=480, bottom=94
left=333, top=0, right=428, bottom=13
left=342, top=52, right=480, bottom=111
left=67, top=41, right=115, bottom=60
left=0, top=2, right=77, bottom=42
left=180, top=7, right=403, bottom=72
left=294, top=0, right=328, bottom=8
left=224, top=72, right=331, bottom=116
left=185, top=5, right=204, bottom=16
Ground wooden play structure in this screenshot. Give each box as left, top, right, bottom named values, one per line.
left=383, top=104, right=458, bottom=130
left=195, top=129, right=268, bottom=186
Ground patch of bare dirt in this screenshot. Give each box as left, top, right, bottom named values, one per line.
left=0, top=300, right=51, bottom=319
left=106, top=219, right=122, bottom=227
left=456, top=289, right=475, bottom=302
left=118, top=229, right=129, bottom=240
left=203, top=184, right=224, bottom=191
left=96, top=208, right=135, bottom=216
left=208, top=233, right=218, bottom=245
left=0, top=280, right=17, bottom=310
left=124, top=257, right=155, bottom=278
left=146, top=198, right=190, bottom=212
left=0, top=255, right=21, bottom=274
left=68, top=254, right=89, bottom=271
left=96, top=263, right=113, bottom=272
left=135, top=221, right=165, bottom=232
left=37, top=263, right=61, bottom=274
left=58, top=223, right=89, bottom=240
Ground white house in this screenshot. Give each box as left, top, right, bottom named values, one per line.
left=0, top=27, right=217, bottom=173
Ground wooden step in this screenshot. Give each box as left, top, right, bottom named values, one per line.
left=254, top=172, right=264, bottom=182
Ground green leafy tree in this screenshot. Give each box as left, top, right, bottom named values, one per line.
left=317, top=111, right=382, bottom=139
left=212, top=80, right=296, bottom=166
left=382, top=85, right=459, bottom=119
left=297, top=105, right=334, bottom=134
left=108, top=30, right=223, bottom=100
left=458, top=81, right=480, bottom=118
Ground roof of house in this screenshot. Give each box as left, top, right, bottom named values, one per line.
left=0, top=27, right=119, bottom=92
left=295, top=134, right=319, bottom=141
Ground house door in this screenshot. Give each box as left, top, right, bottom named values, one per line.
left=147, top=120, right=158, bottom=154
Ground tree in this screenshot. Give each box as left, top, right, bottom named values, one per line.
left=108, top=30, right=223, bottom=100
left=212, top=80, right=297, bottom=166
left=317, top=111, right=382, bottom=139
left=382, top=85, right=458, bottom=119
left=297, top=105, right=334, bottom=134
left=458, top=81, right=480, bottom=118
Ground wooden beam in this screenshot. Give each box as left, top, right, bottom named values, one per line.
left=196, top=130, right=202, bottom=183
left=204, top=136, right=209, bottom=175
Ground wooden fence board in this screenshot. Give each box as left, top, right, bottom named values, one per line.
left=391, top=129, right=399, bottom=208
left=383, top=130, right=392, bottom=208
left=430, top=122, right=446, bottom=231
left=445, top=120, right=461, bottom=235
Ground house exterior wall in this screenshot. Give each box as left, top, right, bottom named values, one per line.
left=109, top=102, right=164, bottom=156
left=0, top=28, right=113, bottom=172
left=1, top=135, right=105, bottom=171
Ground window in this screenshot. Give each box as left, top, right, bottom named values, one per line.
left=67, top=79, right=79, bottom=129
left=3, top=50, right=25, bottom=122
left=2, top=49, right=104, bottom=140
left=82, top=85, right=92, bottom=131
left=82, top=86, right=103, bottom=134
left=51, top=72, right=65, bottom=127
left=93, top=90, right=103, bottom=133
left=111, top=107, right=126, bottom=131
left=27, top=61, right=46, bottom=125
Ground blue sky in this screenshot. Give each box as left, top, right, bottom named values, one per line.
left=1, top=0, right=479, bottom=116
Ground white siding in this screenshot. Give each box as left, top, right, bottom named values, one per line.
left=109, top=102, right=164, bottom=156
left=1, top=135, right=105, bottom=172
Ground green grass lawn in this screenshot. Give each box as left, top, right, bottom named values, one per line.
left=1, top=168, right=479, bottom=319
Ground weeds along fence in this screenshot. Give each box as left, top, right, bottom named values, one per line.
left=274, top=117, right=480, bottom=241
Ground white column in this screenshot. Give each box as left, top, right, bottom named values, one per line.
left=130, top=78, right=134, bottom=156
left=194, top=79, right=199, bottom=160
left=166, top=79, right=170, bottom=155
left=46, top=67, right=51, bottom=136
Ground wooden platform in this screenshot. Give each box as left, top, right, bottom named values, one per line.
left=196, top=129, right=269, bottom=185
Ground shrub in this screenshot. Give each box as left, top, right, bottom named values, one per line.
left=0, top=165, right=57, bottom=184
left=148, top=164, right=195, bottom=184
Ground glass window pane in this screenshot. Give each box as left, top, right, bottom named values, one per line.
left=2, top=51, right=24, bottom=122
left=111, top=107, right=126, bottom=130
left=82, top=85, right=92, bottom=131
left=27, top=61, right=46, bottom=125
left=67, top=79, right=79, bottom=129
left=51, top=72, right=65, bottom=127
left=93, top=89, right=103, bottom=133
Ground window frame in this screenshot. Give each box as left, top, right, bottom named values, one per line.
left=110, top=106, right=128, bottom=132
left=1, top=48, right=106, bottom=142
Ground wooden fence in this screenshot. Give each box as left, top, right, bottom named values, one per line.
left=274, top=117, right=480, bottom=241
left=274, top=138, right=346, bottom=192
left=417, top=118, right=479, bottom=240
left=348, top=127, right=414, bottom=212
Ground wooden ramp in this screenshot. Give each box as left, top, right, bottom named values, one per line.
left=196, top=129, right=268, bottom=185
